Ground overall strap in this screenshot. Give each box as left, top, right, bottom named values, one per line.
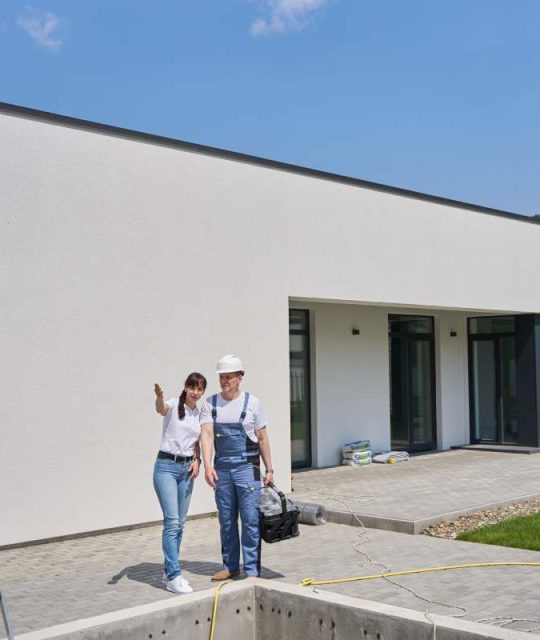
left=211, top=394, right=218, bottom=423
left=239, top=392, right=250, bottom=423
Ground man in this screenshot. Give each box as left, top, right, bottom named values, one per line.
left=200, top=354, right=273, bottom=580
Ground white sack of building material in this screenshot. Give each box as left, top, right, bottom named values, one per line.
left=343, top=450, right=372, bottom=461
left=342, top=440, right=371, bottom=454
left=372, top=451, right=409, bottom=464
left=342, top=458, right=372, bottom=466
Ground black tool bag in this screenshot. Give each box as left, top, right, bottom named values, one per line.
left=259, top=483, right=300, bottom=544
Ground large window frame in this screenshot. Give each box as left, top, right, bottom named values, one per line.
left=389, top=314, right=437, bottom=452
left=468, top=316, right=517, bottom=445
left=289, top=309, right=312, bottom=469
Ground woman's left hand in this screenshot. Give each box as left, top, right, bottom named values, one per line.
left=189, top=459, right=200, bottom=479
left=263, top=471, right=274, bottom=487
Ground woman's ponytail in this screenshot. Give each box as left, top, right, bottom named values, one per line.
left=178, top=389, right=187, bottom=420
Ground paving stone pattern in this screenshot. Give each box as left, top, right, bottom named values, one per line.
left=2, top=450, right=540, bottom=637
left=291, top=449, right=540, bottom=523
left=3, top=519, right=540, bottom=636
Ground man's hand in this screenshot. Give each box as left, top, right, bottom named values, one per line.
left=154, top=383, right=164, bottom=398
left=256, top=427, right=274, bottom=487
left=189, top=459, right=200, bottom=480
left=205, top=466, right=218, bottom=489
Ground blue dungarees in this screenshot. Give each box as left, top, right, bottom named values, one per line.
left=212, top=392, right=261, bottom=576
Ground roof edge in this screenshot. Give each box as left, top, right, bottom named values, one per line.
left=1, top=101, right=537, bottom=225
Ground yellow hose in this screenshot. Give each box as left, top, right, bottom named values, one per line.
left=209, top=580, right=231, bottom=640
left=301, top=562, right=540, bottom=587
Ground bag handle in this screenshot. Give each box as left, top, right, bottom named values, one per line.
left=267, top=481, right=287, bottom=513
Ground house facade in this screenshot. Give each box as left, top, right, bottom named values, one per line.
left=1, top=102, right=539, bottom=547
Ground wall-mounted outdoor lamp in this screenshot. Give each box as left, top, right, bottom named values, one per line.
left=352, top=328, right=360, bottom=336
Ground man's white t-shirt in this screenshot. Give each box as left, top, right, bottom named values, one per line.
left=159, top=398, right=201, bottom=456
left=199, top=392, right=266, bottom=443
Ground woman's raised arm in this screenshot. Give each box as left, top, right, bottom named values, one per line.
left=154, top=383, right=168, bottom=416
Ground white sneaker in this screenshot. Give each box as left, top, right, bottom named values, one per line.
left=166, top=575, right=193, bottom=594
left=161, top=571, right=167, bottom=585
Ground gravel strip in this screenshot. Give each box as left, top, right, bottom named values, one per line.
left=421, top=498, right=540, bottom=539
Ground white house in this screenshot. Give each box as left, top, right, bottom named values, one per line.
left=1, top=102, right=539, bottom=547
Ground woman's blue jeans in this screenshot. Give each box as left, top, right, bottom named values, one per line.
left=153, top=458, right=194, bottom=580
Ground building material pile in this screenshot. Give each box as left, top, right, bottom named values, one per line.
left=342, top=440, right=372, bottom=466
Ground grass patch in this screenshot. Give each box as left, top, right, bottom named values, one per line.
left=457, top=511, right=540, bottom=551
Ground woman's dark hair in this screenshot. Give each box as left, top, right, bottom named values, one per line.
left=178, top=372, right=207, bottom=420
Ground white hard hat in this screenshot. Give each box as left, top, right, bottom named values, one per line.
left=216, top=354, right=245, bottom=374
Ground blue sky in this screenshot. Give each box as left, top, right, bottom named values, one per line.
left=1, top=0, right=539, bottom=215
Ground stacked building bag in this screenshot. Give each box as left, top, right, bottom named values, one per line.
left=342, top=440, right=372, bottom=466
left=372, top=451, right=409, bottom=463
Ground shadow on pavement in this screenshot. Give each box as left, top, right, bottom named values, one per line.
left=108, top=562, right=164, bottom=590
left=108, top=558, right=284, bottom=590
left=182, top=559, right=284, bottom=579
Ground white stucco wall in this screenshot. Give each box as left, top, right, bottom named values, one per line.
left=1, top=108, right=539, bottom=545
left=436, top=312, right=470, bottom=450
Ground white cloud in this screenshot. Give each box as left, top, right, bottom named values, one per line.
left=17, top=7, right=64, bottom=51
left=250, top=0, right=332, bottom=36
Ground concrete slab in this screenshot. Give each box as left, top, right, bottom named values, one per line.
left=12, top=581, right=536, bottom=640
left=290, top=449, right=540, bottom=533
left=13, top=581, right=255, bottom=640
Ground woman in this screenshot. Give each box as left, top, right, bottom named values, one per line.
left=153, top=372, right=207, bottom=594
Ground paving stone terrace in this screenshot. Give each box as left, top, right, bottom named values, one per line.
left=2, top=449, right=540, bottom=637
left=290, top=449, right=540, bottom=532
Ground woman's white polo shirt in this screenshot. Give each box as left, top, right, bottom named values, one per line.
left=159, top=398, right=201, bottom=457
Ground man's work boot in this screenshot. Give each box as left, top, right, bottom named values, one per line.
left=211, top=569, right=240, bottom=581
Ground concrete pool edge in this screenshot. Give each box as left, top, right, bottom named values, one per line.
left=13, top=579, right=533, bottom=640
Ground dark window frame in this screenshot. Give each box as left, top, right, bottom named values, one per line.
left=467, top=316, right=516, bottom=445
left=289, top=309, right=312, bottom=469
left=388, top=314, right=437, bottom=452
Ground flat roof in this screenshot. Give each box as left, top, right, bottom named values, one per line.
left=1, top=100, right=538, bottom=226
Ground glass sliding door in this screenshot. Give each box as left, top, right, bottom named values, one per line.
left=471, top=339, right=497, bottom=441
left=389, top=315, right=436, bottom=451
left=289, top=309, right=311, bottom=468
left=409, top=337, right=436, bottom=448
left=469, top=317, right=517, bottom=444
